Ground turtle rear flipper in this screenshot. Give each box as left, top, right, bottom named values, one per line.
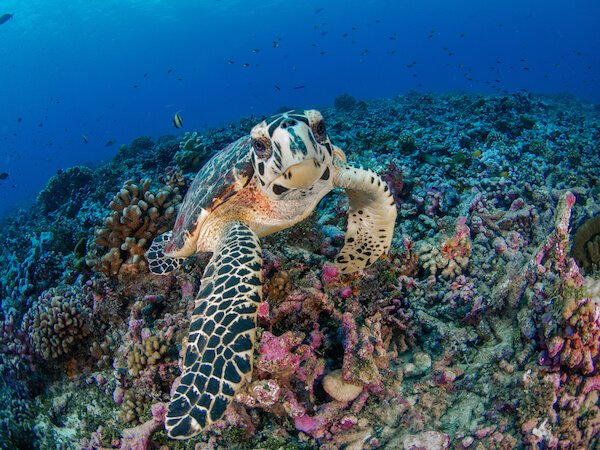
left=166, top=222, right=262, bottom=439
left=147, top=231, right=186, bottom=275
left=333, top=163, right=397, bottom=273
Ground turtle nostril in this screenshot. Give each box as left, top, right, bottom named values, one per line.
left=281, top=119, right=297, bottom=129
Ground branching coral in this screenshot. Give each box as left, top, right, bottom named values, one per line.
left=127, top=334, right=170, bottom=377
left=119, top=390, right=149, bottom=425
left=87, top=178, right=182, bottom=279
left=22, top=286, right=92, bottom=360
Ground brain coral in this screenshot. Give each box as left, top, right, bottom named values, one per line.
left=87, top=178, right=182, bottom=278
left=22, top=286, right=92, bottom=360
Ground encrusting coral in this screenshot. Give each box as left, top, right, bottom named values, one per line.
left=86, top=177, right=182, bottom=279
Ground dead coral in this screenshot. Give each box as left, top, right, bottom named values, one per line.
left=87, top=178, right=182, bottom=279
left=418, top=217, right=472, bottom=279
left=571, top=214, right=600, bottom=273
left=22, top=286, right=91, bottom=360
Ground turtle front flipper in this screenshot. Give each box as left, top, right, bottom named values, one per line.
left=166, top=222, right=262, bottom=439
left=333, top=163, right=397, bottom=273
left=147, top=231, right=186, bottom=275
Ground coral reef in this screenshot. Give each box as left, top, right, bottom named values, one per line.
left=1, top=92, right=600, bottom=448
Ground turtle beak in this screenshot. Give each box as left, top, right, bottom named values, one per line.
left=273, top=158, right=324, bottom=190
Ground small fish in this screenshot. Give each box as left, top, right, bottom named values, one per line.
left=361, top=49, right=369, bottom=56
left=293, top=85, right=306, bottom=89
left=252, top=48, right=260, bottom=53
left=315, top=8, right=323, bottom=13
left=228, top=60, right=235, bottom=64
left=472, top=149, right=482, bottom=157
left=105, top=140, right=116, bottom=147
left=82, top=135, right=89, bottom=143
left=0, top=172, right=8, bottom=180
left=274, top=85, right=281, bottom=90
left=242, top=63, right=250, bottom=67
left=173, top=112, right=183, bottom=128
left=17, top=117, right=22, bottom=122
left=0, top=13, right=13, bottom=25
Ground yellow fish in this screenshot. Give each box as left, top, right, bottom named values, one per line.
left=173, top=112, right=183, bottom=128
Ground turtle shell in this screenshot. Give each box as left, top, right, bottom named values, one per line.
left=167, top=135, right=254, bottom=254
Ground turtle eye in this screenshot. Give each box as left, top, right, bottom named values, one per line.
left=252, top=139, right=270, bottom=159
left=313, top=120, right=327, bottom=143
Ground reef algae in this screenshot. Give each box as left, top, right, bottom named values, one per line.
left=0, top=92, right=599, bottom=448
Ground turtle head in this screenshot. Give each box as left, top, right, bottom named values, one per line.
left=250, top=109, right=335, bottom=200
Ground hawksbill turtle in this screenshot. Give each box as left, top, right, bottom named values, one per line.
left=147, top=109, right=397, bottom=439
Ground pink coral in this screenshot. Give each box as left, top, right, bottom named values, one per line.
left=321, top=264, right=340, bottom=285
left=119, top=402, right=167, bottom=450
left=256, top=331, right=303, bottom=379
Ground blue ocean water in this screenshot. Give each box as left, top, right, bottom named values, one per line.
left=0, top=0, right=598, bottom=220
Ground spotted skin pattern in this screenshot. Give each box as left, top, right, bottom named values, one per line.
left=333, top=162, right=397, bottom=273
left=147, top=231, right=184, bottom=274
left=166, top=222, right=262, bottom=438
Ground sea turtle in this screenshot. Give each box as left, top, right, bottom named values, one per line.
left=147, top=109, right=397, bottom=439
